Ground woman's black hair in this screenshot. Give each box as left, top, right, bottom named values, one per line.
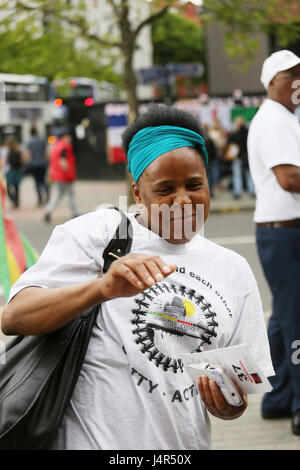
left=121, top=104, right=206, bottom=165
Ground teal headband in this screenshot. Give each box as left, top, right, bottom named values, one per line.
left=126, top=125, right=208, bottom=182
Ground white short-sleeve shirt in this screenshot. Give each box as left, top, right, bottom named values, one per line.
left=8, top=209, right=274, bottom=450
left=247, top=98, right=300, bottom=222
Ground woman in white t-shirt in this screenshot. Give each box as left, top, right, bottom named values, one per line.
left=2, top=105, right=274, bottom=450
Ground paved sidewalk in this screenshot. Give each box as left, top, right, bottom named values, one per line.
left=211, top=386, right=300, bottom=450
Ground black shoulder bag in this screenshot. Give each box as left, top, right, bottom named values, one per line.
left=0, top=207, right=132, bottom=450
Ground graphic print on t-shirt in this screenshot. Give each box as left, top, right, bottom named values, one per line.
left=131, top=281, right=219, bottom=374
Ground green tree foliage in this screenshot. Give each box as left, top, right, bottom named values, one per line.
left=152, top=11, right=205, bottom=65
left=0, top=28, right=120, bottom=85
left=0, top=2, right=120, bottom=85
left=0, top=0, right=173, bottom=121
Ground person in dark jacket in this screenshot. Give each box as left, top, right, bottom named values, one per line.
left=226, top=117, right=255, bottom=199
left=24, top=127, right=49, bottom=207
left=4, top=136, right=24, bottom=208
left=202, top=122, right=221, bottom=198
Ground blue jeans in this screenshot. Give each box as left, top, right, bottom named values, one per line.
left=232, top=159, right=255, bottom=197
left=6, top=169, right=22, bottom=207
left=208, top=158, right=221, bottom=195
left=256, top=225, right=300, bottom=415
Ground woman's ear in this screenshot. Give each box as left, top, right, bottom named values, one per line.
left=132, top=181, right=142, bottom=204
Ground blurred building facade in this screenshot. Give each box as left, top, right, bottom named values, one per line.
left=205, top=7, right=300, bottom=96
left=205, top=23, right=268, bottom=96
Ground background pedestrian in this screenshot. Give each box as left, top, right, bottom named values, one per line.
left=24, top=127, right=49, bottom=207
left=225, top=116, right=255, bottom=199
left=4, top=136, right=24, bottom=208
left=44, top=128, right=79, bottom=223
left=248, top=50, right=300, bottom=435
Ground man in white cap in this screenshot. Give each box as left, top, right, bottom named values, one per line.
left=248, top=50, right=300, bottom=435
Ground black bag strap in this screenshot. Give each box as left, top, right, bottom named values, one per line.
left=102, top=207, right=133, bottom=273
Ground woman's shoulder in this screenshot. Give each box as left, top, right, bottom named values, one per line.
left=205, top=237, right=257, bottom=291
left=202, top=236, right=252, bottom=272
left=62, top=207, right=124, bottom=241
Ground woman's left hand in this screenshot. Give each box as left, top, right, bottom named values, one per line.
left=198, top=376, right=248, bottom=420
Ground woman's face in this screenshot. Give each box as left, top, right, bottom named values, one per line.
left=132, top=146, right=210, bottom=244
left=269, top=63, right=300, bottom=112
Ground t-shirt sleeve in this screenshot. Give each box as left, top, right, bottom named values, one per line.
left=259, top=126, right=300, bottom=170
left=7, top=209, right=121, bottom=303
left=226, top=282, right=275, bottom=378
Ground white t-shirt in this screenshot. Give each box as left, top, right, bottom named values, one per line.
left=247, top=98, right=300, bottom=222
left=8, top=209, right=274, bottom=450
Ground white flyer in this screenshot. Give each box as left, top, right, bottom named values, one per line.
left=180, top=344, right=273, bottom=394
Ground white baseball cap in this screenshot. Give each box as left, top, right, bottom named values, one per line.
left=260, top=50, right=300, bottom=89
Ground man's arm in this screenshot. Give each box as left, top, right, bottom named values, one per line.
left=22, top=148, right=31, bottom=164
left=272, top=164, right=300, bottom=193
left=59, top=148, right=68, bottom=170
left=45, top=145, right=51, bottom=160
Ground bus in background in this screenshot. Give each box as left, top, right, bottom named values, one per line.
left=49, top=77, right=125, bottom=180
left=50, top=77, right=99, bottom=133
left=51, top=77, right=119, bottom=107
left=50, top=76, right=119, bottom=140
left=0, top=73, right=52, bottom=147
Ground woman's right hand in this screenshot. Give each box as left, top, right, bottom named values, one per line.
left=99, top=253, right=177, bottom=300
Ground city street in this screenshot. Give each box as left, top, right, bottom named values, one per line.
left=1, top=176, right=299, bottom=450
